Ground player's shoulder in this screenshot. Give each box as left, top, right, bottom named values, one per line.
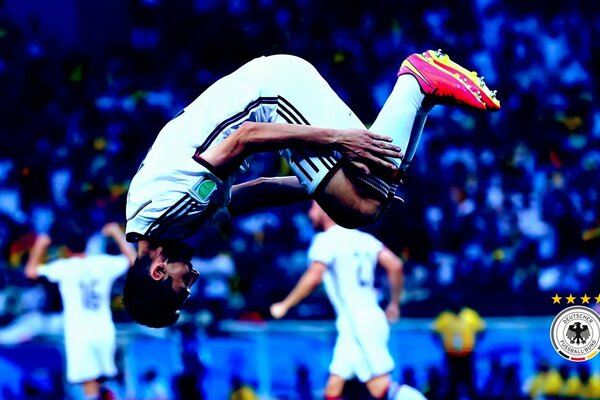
left=309, top=230, right=329, bottom=246
left=43, top=256, right=70, bottom=268
left=317, top=226, right=375, bottom=244
left=85, top=253, right=126, bottom=265
left=351, top=228, right=381, bottom=246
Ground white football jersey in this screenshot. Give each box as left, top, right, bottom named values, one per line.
left=39, top=254, right=129, bottom=340
left=126, top=55, right=361, bottom=241
left=308, top=225, right=383, bottom=317
left=309, top=225, right=397, bottom=382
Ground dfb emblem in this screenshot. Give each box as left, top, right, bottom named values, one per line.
left=550, top=306, right=600, bottom=362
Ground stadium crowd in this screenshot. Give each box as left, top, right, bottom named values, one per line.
left=0, top=0, right=599, bottom=397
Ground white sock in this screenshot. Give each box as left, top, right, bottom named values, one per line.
left=369, top=75, right=429, bottom=170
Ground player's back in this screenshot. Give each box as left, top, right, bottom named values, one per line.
left=42, top=254, right=128, bottom=337
left=310, top=226, right=383, bottom=319
left=126, top=56, right=279, bottom=241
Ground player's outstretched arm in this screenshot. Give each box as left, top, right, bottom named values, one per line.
left=200, top=122, right=403, bottom=178
left=270, top=261, right=326, bottom=319
left=24, top=234, right=52, bottom=280
left=102, top=222, right=136, bottom=266
left=378, top=247, right=404, bottom=322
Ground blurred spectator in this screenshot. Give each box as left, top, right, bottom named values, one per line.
left=482, top=357, right=505, bottom=399
left=190, top=232, right=236, bottom=336
left=173, top=322, right=207, bottom=400
left=139, top=369, right=169, bottom=400
left=525, top=362, right=600, bottom=400
left=294, top=364, right=313, bottom=400
left=229, top=375, right=257, bottom=400
left=432, top=304, right=486, bottom=400
left=525, top=361, right=561, bottom=400
left=576, top=364, right=600, bottom=400
left=400, top=367, right=418, bottom=392
left=422, top=366, right=445, bottom=400
left=482, top=358, right=525, bottom=400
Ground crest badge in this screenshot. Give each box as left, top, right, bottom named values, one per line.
left=550, top=305, right=600, bottom=362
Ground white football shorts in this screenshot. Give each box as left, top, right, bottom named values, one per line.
left=65, top=335, right=117, bottom=384
left=329, top=311, right=395, bottom=383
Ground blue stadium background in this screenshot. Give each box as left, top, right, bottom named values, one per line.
left=0, top=0, right=598, bottom=398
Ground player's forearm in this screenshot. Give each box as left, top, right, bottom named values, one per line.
left=282, top=274, right=320, bottom=309
left=228, top=176, right=309, bottom=217
left=198, top=122, right=336, bottom=178
left=236, top=122, right=339, bottom=154
left=25, top=235, right=51, bottom=279
left=103, top=223, right=136, bottom=266
left=380, top=250, right=404, bottom=305
left=387, top=268, right=404, bottom=305
left=112, top=233, right=136, bottom=266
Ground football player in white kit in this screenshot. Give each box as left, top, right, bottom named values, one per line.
left=25, top=222, right=136, bottom=400
left=123, top=50, right=500, bottom=328
left=270, top=201, right=425, bottom=400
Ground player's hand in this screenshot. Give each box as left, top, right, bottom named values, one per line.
left=333, top=129, right=403, bottom=174
left=385, top=303, right=400, bottom=323
left=270, top=302, right=288, bottom=319
left=102, top=222, right=122, bottom=237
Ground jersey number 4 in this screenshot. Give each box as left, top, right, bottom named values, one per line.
left=354, top=251, right=373, bottom=287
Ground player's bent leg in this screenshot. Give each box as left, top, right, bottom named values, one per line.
left=252, top=55, right=400, bottom=211
left=266, top=52, right=499, bottom=213
left=324, top=374, right=346, bottom=399
left=364, top=49, right=502, bottom=204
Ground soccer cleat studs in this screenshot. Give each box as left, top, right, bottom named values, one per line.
left=425, top=49, right=501, bottom=111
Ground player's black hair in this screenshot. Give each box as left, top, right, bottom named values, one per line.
left=122, top=253, right=189, bottom=328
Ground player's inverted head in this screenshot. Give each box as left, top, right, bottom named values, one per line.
left=150, top=242, right=199, bottom=293
left=123, top=243, right=199, bottom=328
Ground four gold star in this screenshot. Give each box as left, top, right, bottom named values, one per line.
left=551, top=293, right=600, bottom=305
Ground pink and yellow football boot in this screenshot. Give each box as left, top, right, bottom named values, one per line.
left=424, top=49, right=501, bottom=111
left=398, top=49, right=500, bottom=111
